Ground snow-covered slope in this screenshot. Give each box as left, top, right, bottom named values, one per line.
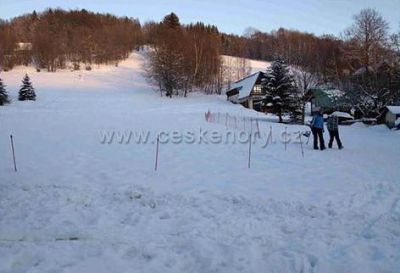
left=222, top=55, right=271, bottom=74
left=0, top=52, right=399, bottom=273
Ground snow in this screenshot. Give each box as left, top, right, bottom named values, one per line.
left=222, top=55, right=271, bottom=74
left=387, top=106, right=400, bottom=115
left=1, top=52, right=400, bottom=273
left=323, top=89, right=345, bottom=100
left=395, top=118, right=400, bottom=127
left=331, top=111, right=354, bottom=119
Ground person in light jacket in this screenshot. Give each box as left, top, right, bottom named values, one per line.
left=327, top=114, right=343, bottom=149
left=310, top=108, right=326, bottom=150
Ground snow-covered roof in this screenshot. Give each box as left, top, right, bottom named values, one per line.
left=331, top=111, right=354, bottom=119
left=387, top=106, right=400, bottom=114
left=229, top=72, right=262, bottom=100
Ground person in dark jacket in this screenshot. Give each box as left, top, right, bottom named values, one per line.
left=327, top=114, right=343, bottom=149
left=310, top=108, right=326, bottom=150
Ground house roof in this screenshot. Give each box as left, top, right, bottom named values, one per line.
left=387, top=106, right=400, bottom=115
left=228, top=71, right=262, bottom=100
left=15, top=42, right=33, bottom=51
left=331, top=111, right=354, bottom=119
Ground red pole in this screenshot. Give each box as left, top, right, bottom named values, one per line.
left=154, top=134, right=159, bottom=171
left=10, top=135, right=17, bottom=172
left=248, top=133, right=252, bottom=168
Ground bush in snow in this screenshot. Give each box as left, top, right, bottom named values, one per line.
left=0, top=77, right=10, bottom=105
left=18, top=74, right=36, bottom=101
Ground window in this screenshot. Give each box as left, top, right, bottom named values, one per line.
left=252, top=85, right=262, bottom=95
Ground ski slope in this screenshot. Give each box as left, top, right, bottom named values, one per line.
left=0, top=52, right=399, bottom=273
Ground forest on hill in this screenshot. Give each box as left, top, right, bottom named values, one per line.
left=0, top=8, right=399, bottom=115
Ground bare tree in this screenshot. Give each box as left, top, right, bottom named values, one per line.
left=292, top=68, right=319, bottom=123
left=345, top=8, right=389, bottom=71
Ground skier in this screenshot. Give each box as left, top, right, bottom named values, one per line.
left=310, top=108, right=326, bottom=150
left=327, top=114, right=343, bottom=149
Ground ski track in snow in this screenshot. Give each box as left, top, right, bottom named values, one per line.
left=0, top=52, right=400, bottom=273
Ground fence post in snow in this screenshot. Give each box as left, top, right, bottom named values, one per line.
left=299, top=131, right=305, bottom=158
left=154, top=134, right=160, bottom=171
left=10, top=135, right=17, bottom=172
left=248, top=133, right=252, bottom=169
left=284, top=127, right=288, bottom=151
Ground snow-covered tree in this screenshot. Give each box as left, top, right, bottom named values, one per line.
left=0, top=77, right=10, bottom=105
left=18, top=74, right=36, bottom=101
left=261, top=57, right=297, bottom=123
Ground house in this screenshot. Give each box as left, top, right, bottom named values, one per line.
left=15, top=42, right=33, bottom=51
left=226, top=71, right=265, bottom=111
left=378, top=106, right=400, bottom=128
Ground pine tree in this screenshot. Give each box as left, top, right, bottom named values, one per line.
left=262, top=57, right=296, bottom=123
left=0, top=77, right=10, bottom=105
left=19, top=74, right=36, bottom=101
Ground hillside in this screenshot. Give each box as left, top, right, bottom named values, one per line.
left=0, top=52, right=399, bottom=273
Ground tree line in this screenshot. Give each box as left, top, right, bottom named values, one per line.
left=143, top=13, right=222, bottom=96
left=0, top=9, right=142, bottom=71
left=223, top=9, right=400, bottom=118
left=0, top=8, right=399, bottom=115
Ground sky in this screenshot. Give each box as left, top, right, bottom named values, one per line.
left=0, top=0, right=399, bottom=36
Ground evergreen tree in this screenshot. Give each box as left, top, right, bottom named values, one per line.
left=262, top=57, right=297, bottom=123
left=0, top=77, right=10, bottom=105
left=162, top=13, right=180, bottom=29
left=18, top=74, right=36, bottom=101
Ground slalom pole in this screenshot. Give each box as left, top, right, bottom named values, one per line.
left=10, top=135, right=17, bottom=172
left=256, top=119, right=260, bottom=134
left=284, top=126, right=287, bottom=151
left=248, top=133, right=252, bottom=169
left=299, top=131, right=305, bottom=158
left=154, top=134, right=160, bottom=171
left=269, top=125, right=273, bottom=146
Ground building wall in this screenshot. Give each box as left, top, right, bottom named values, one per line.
left=385, top=111, right=396, bottom=128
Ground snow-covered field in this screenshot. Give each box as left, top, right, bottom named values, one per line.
left=1, top=53, right=399, bottom=273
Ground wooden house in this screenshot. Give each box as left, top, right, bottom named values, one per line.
left=226, top=72, right=266, bottom=111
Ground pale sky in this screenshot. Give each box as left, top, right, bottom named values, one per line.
left=0, top=0, right=399, bottom=36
